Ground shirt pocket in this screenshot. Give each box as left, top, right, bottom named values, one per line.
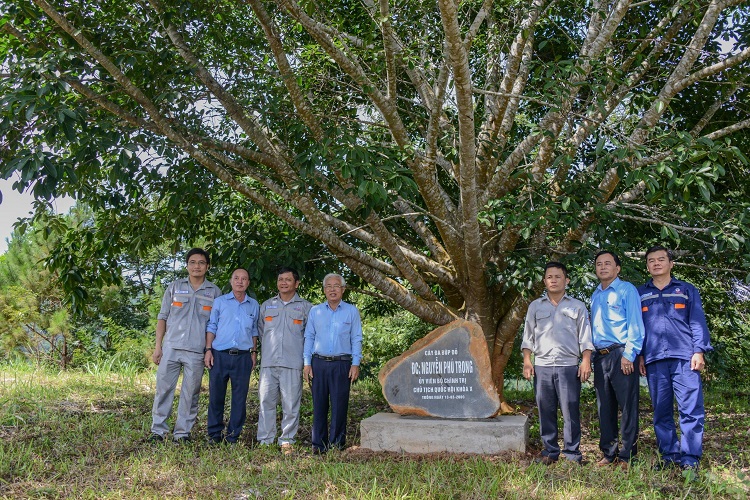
left=289, top=311, right=306, bottom=333
left=264, top=310, right=280, bottom=325
left=666, top=296, right=688, bottom=318
left=171, top=292, right=191, bottom=313
left=338, top=320, right=353, bottom=338
left=534, top=310, right=551, bottom=329
left=561, top=307, right=579, bottom=321
left=196, top=296, right=215, bottom=319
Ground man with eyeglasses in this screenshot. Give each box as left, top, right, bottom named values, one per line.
left=149, top=248, right=222, bottom=443
left=303, top=273, right=362, bottom=454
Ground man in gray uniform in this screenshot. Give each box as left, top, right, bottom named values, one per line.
left=522, top=261, right=593, bottom=464
left=256, top=267, right=312, bottom=454
left=149, top=248, right=222, bottom=443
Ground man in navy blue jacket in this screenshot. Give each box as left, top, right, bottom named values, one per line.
left=638, top=246, right=712, bottom=471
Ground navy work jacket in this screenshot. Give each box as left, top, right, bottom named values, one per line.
left=637, top=278, right=712, bottom=365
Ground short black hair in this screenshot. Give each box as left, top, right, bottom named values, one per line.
left=544, top=261, right=568, bottom=279
left=277, top=266, right=300, bottom=282
left=594, top=250, right=621, bottom=267
left=185, top=248, right=210, bottom=265
left=645, top=245, right=674, bottom=261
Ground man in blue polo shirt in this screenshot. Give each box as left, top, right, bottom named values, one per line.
left=591, top=250, right=645, bottom=468
left=637, top=246, right=712, bottom=472
left=204, top=268, right=259, bottom=444
left=303, top=273, right=362, bottom=454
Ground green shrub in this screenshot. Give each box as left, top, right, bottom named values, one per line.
left=359, top=311, right=432, bottom=379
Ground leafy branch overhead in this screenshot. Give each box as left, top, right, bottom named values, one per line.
left=2, top=0, right=749, bottom=401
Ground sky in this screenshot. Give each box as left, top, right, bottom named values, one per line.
left=0, top=176, right=76, bottom=255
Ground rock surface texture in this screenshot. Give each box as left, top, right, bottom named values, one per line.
left=378, top=319, right=500, bottom=418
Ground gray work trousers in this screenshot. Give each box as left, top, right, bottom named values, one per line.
left=256, top=366, right=303, bottom=445
left=151, top=347, right=205, bottom=438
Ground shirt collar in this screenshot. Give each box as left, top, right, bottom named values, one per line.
left=226, top=292, right=250, bottom=303
left=645, top=276, right=683, bottom=290
left=596, top=276, right=622, bottom=292
left=325, top=300, right=346, bottom=311
left=274, top=293, right=301, bottom=303
left=541, top=293, right=569, bottom=303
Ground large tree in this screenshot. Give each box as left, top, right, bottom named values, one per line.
left=2, top=0, right=749, bottom=405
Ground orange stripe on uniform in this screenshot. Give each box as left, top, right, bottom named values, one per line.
left=265, top=316, right=273, bottom=322
left=172, top=301, right=183, bottom=307
left=202, top=305, right=212, bottom=311
left=293, top=319, right=303, bottom=325
left=641, top=306, right=648, bottom=312
left=674, top=303, right=686, bottom=309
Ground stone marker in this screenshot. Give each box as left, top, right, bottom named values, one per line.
left=378, top=319, right=501, bottom=418
left=360, top=413, right=528, bottom=454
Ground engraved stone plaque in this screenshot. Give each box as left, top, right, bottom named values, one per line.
left=379, top=319, right=500, bottom=418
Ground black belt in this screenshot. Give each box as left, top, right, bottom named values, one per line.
left=215, top=348, right=249, bottom=355
left=595, top=343, right=625, bottom=355
left=313, top=354, right=352, bottom=362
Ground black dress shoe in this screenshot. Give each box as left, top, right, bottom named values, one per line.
left=653, top=460, right=678, bottom=471
left=147, top=433, right=165, bottom=443
left=174, top=436, right=192, bottom=444
left=681, top=463, right=699, bottom=482
left=533, top=455, right=557, bottom=465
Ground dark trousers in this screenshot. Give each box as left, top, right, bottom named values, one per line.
left=207, top=350, right=253, bottom=443
left=646, top=358, right=705, bottom=466
left=534, top=365, right=582, bottom=462
left=593, top=347, right=639, bottom=462
left=311, top=357, right=351, bottom=452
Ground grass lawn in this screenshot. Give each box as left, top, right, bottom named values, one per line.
left=1, top=362, right=748, bottom=499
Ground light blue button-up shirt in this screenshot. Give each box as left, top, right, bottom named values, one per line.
left=303, top=300, right=363, bottom=366
left=590, top=277, right=645, bottom=362
left=206, top=292, right=259, bottom=350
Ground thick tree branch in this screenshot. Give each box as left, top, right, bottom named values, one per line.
left=438, top=0, right=489, bottom=329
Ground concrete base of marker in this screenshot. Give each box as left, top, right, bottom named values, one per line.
left=359, top=412, right=528, bottom=454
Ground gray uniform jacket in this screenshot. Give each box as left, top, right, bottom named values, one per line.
left=521, top=294, right=594, bottom=366
left=257, top=293, right=312, bottom=370
left=157, top=278, right=222, bottom=353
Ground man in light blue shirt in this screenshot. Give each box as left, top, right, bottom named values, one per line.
left=303, top=273, right=362, bottom=453
left=591, top=250, right=645, bottom=468
left=204, top=268, right=259, bottom=443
